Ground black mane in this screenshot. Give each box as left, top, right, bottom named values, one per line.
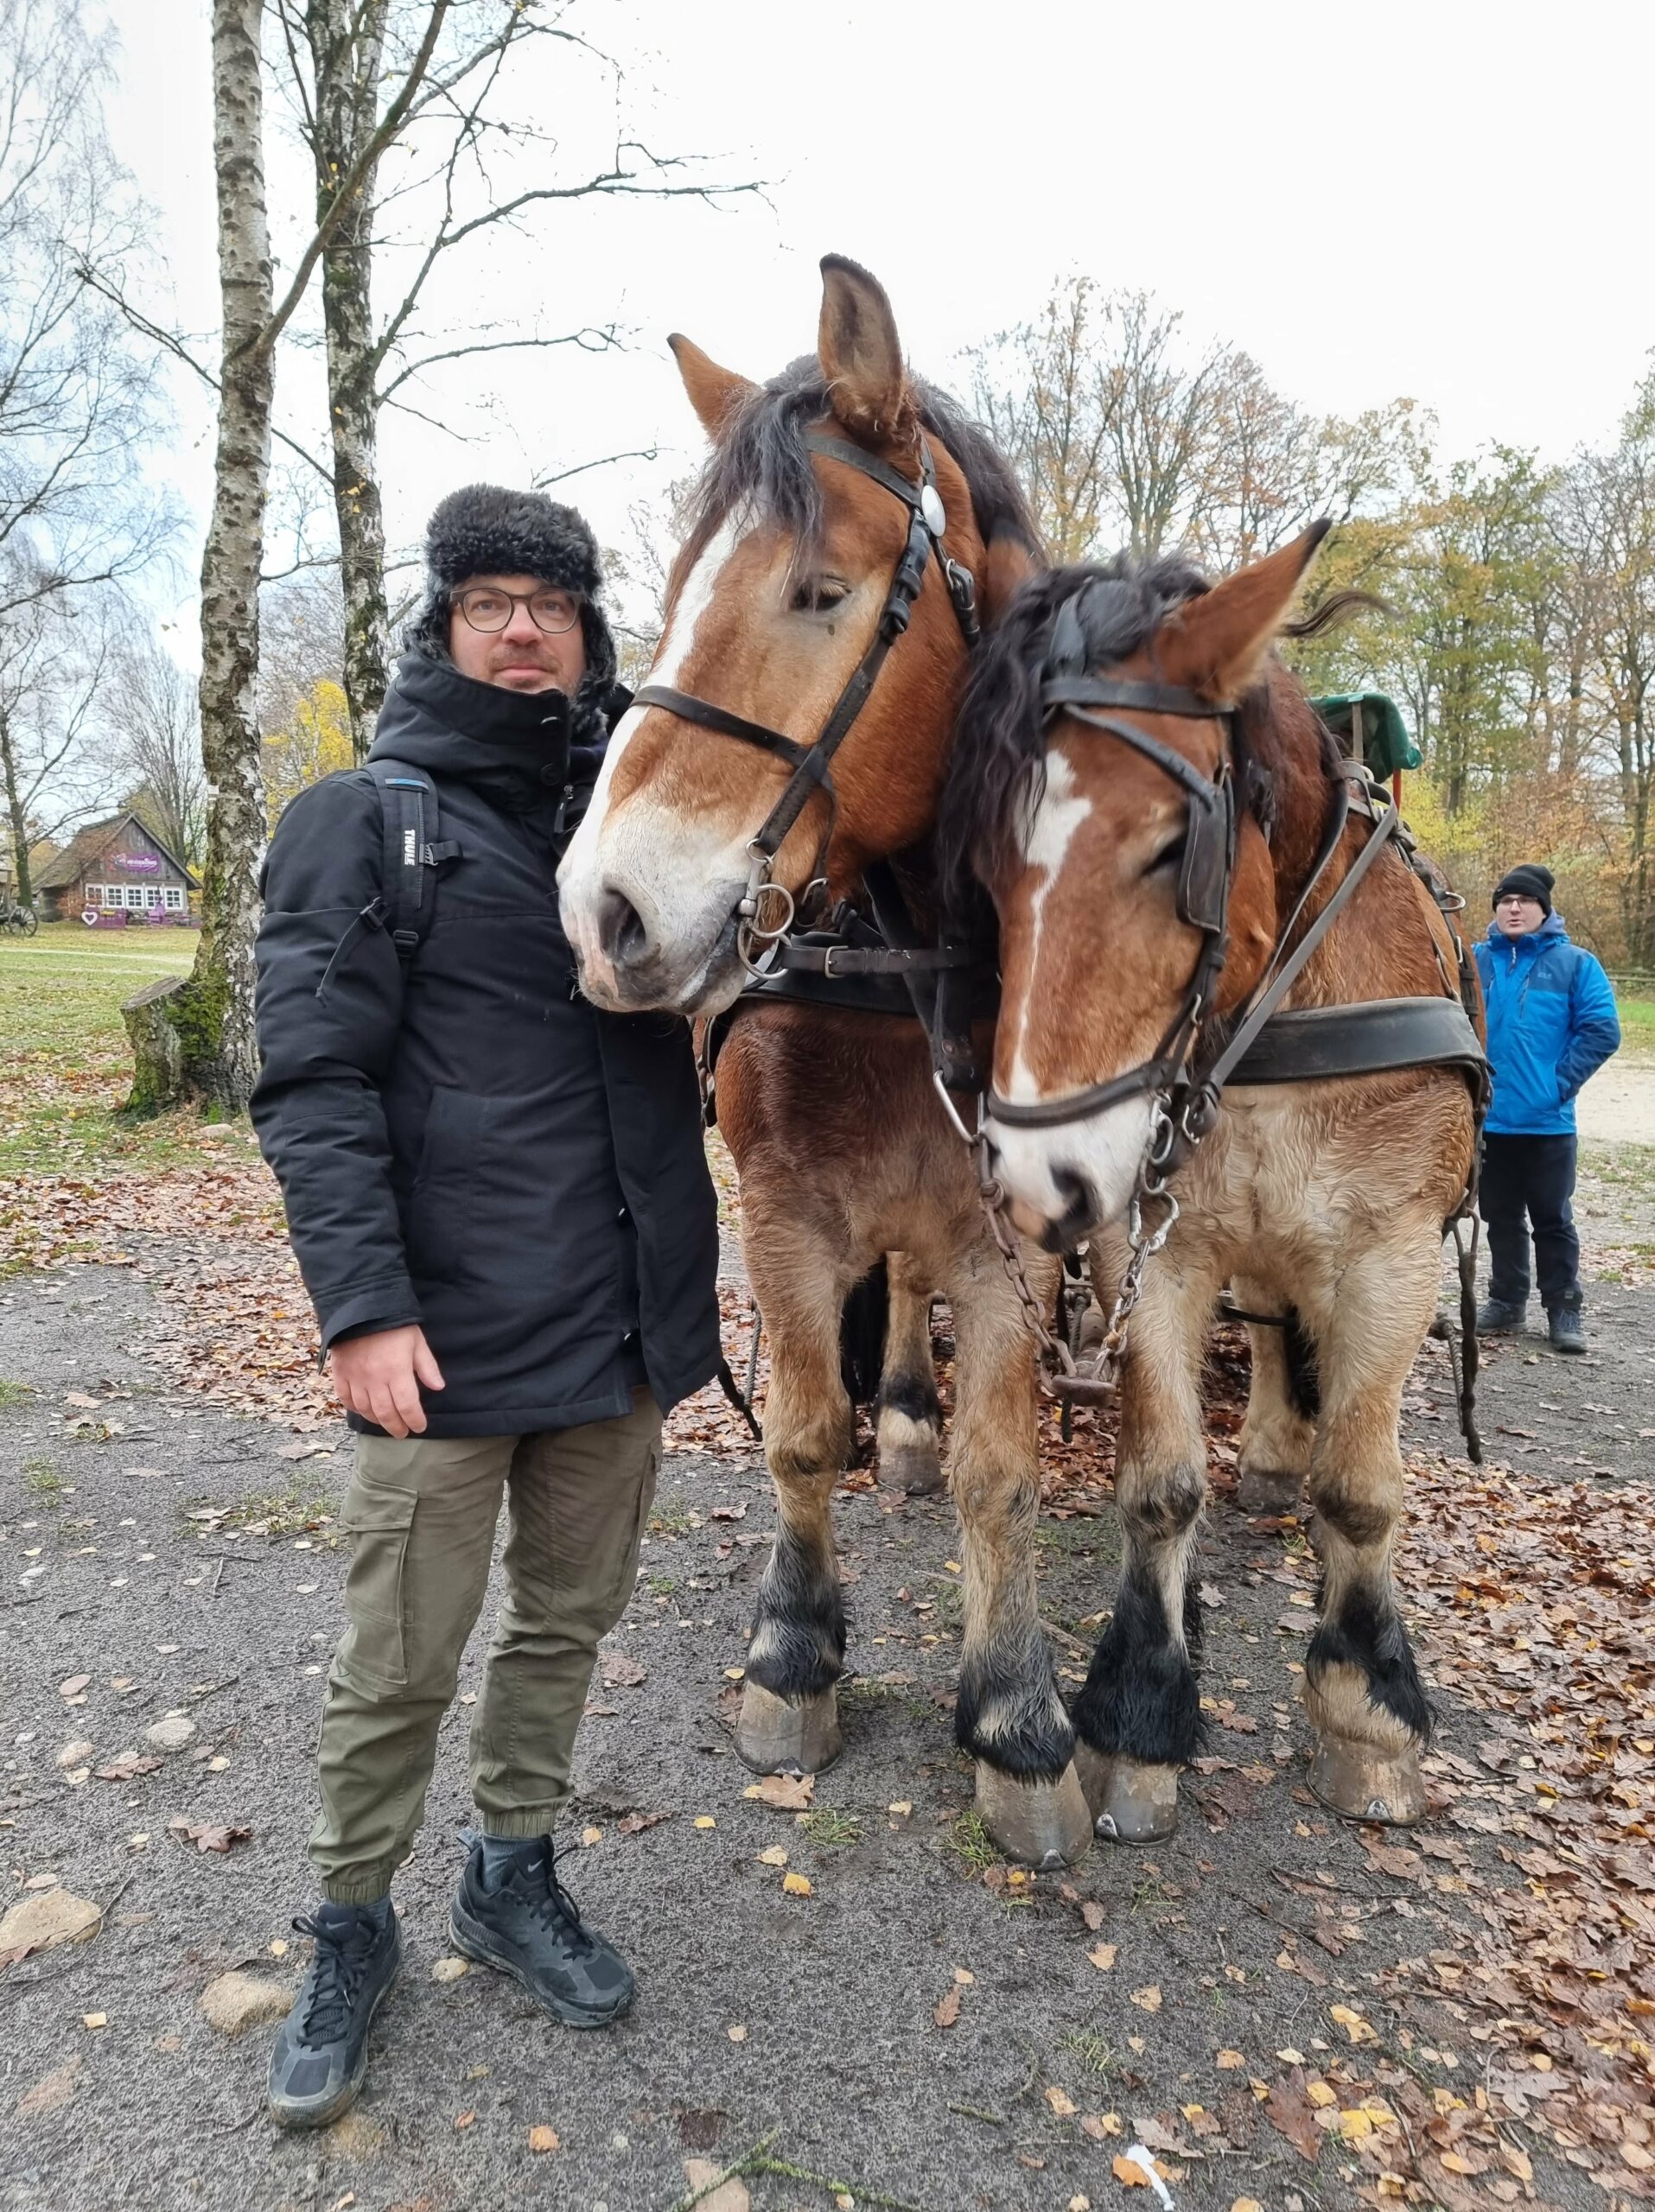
left=679, top=356, right=1040, bottom=579
left=937, top=555, right=1213, bottom=894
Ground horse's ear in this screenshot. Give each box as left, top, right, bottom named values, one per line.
left=818, top=254, right=917, bottom=450
left=1156, top=521, right=1332, bottom=698
left=978, top=531, right=1042, bottom=629
left=668, top=334, right=756, bottom=442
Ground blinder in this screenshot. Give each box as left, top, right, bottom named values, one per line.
left=986, top=604, right=1239, bottom=1133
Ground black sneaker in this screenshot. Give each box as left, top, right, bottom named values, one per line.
left=1475, top=1298, right=1526, bottom=1335
left=267, top=1901, right=402, bottom=2129
left=449, top=1836, right=634, bottom=2029
left=1547, top=1300, right=1587, bottom=1355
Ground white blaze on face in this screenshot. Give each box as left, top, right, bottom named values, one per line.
left=988, top=745, right=1153, bottom=1231
left=557, top=515, right=753, bottom=1001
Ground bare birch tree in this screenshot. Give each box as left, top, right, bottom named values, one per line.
left=0, top=591, right=119, bottom=906
left=267, top=0, right=763, bottom=755
left=107, top=628, right=207, bottom=867
left=0, top=0, right=172, bottom=622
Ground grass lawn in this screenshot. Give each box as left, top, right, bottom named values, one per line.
left=0, top=922, right=226, bottom=1175
left=1616, top=989, right=1655, bottom=1058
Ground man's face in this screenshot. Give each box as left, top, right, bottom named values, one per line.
left=447, top=572, right=588, bottom=696
left=1495, top=894, right=1546, bottom=938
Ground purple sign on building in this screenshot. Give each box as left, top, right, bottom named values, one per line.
left=111, top=853, right=162, bottom=873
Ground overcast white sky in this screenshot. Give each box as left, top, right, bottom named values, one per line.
left=115, top=0, right=1653, bottom=648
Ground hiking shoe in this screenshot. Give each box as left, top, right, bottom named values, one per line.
left=449, top=1835, right=633, bottom=2028
left=1547, top=1301, right=1587, bottom=1355
left=268, top=1901, right=401, bottom=2129
left=1474, top=1298, right=1526, bottom=1335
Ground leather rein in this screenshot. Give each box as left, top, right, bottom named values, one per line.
left=633, top=429, right=981, bottom=970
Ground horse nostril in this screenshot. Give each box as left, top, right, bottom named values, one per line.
left=595, top=886, right=650, bottom=970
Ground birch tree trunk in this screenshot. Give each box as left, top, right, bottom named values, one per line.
left=309, top=0, right=391, bottom=760
left=128, top=0, right=272, bottom=1111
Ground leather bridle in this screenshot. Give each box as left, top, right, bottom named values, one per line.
left=983, top=588, right=1404, bottom=1155
left=632, top=429, right=980, bottom=969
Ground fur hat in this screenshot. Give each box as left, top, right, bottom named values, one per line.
left=404, top=482, right=618, bottom=713
left=1493, top=863, right=1554, bottom=913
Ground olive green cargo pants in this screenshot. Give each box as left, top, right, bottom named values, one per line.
left=310, top=1389, right=661, bottom=1904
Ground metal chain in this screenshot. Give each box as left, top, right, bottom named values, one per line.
left=934, top=1076, right=1187, bottom=1405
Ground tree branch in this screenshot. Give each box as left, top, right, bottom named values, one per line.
left=73, top=259, right=333, bottom=484
left=253, top=0, right=454, bottom=361
left=376, top=325, right=621, bottom=404
left=532, top=445, right=660, bottom=490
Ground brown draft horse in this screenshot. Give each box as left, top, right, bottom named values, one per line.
left=558, top=257, right=1110, bottom=1866
left=940, top=534, right=1481, bottom=1839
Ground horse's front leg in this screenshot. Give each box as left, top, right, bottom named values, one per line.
left=1234, top=1270, right=1319, bottom=1516
left=734, top=1204, right=856, bottom=1777
left=1300, top=1235, right=1436, bottom=1826
left=945, top=1240, right=1092, bottom=1870
left=875, top=1249, right=945, bottom=1496
left=1074, top=1246, right=1220, bottom=1843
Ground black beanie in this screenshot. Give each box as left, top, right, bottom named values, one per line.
left=404, top=483, right=619, bottom=725
left=1493, top=864, right=1554, bottom=913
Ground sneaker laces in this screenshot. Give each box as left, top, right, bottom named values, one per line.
left=516, top=1848, right=595, bottom=1955
left=292, top=1910, right=380, bottom=2045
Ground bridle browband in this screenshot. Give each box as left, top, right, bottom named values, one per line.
left=633, top=429, right=980, bottom=964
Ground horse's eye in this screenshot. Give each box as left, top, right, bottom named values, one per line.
left=790, top=576, right=850, bottom=614
left=1145, top=831, right=1187, bottom=878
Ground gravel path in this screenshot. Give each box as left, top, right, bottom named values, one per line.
left=3, top=1198, right=1652, bottom=2210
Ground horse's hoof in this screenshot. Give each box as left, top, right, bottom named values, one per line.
left=1308, top=1735, right=1426, bottom=1826
left=733, top=1681, right=843, bottom=1777
left=1237, top=1465, right=1303, bottom=1516
left=877, top=1441, right=946, bottom=1497
left=974, top=1760, right=1092, bottom=1871
left=1073, top=1744, right=1180, bottom=1843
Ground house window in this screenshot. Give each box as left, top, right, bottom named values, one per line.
left=84, top=884, right=105, bottom=906
left=124, top=884, right=150, bottom=911
left=162, top=885, right=185, bottom=912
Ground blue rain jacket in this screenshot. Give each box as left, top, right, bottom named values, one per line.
left=1473, top=912, right=1620, bottom=1136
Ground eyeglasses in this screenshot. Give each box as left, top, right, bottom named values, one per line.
left=451, top=585, right=583, bottom=635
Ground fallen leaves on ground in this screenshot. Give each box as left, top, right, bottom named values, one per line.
left=167, top=1817, right=252, bottom=1853
left=742, top=1773, right=813, bottom=1811
left=933, top=1985, right=961, bottom=2029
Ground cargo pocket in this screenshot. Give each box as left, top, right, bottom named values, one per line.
left=334, top=1482, right=418, bottom=1697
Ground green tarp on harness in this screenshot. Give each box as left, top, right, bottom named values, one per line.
left=1311, top=691, right=1421, bottom=780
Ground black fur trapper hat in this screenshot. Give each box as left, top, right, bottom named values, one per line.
left=404, top=483, right=620, bottom=733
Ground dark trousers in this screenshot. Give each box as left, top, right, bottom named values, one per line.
left=1480, top=1133, right=1581, bottom=1310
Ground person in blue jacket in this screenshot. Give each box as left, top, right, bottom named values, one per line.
left=1474, top=864, right=1620, bottom=1352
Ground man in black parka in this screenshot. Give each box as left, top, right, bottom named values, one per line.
left=251, top=486, right=720, bottom=2127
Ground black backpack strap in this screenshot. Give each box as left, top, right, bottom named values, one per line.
left=364, top=758, right=461, bottom=964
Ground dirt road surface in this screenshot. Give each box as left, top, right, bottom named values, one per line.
left=3, top=1141, right=1652, bottom=2212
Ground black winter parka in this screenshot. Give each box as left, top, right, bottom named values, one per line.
left=251, top=652, right=721, bottom=1435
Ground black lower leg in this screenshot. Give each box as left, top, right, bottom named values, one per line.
left=1307, top=1580, right=1432, bottom=1743
left=745, top=1525, right=845, bottom=1701
left=955, top=1628, right=1074, bottom=1780
left=1073, top=1569, right=1204, bottom=1765
left=876, top=1369, right=942, bottom=1432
